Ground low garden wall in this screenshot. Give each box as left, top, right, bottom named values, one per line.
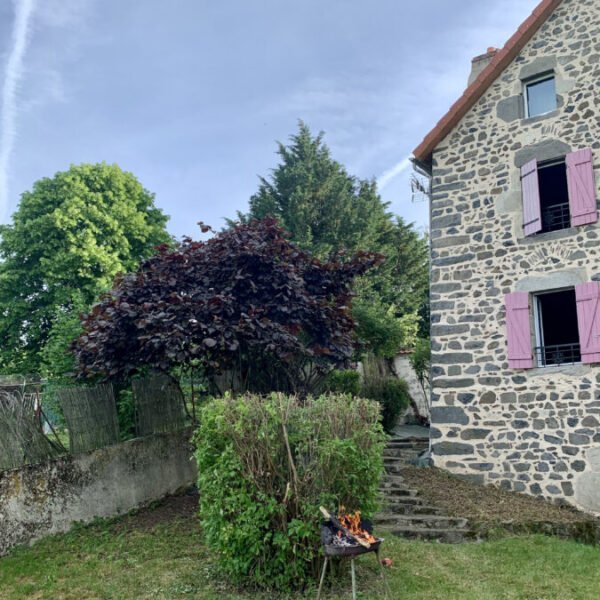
left=0, top=428, right=196, bottom=556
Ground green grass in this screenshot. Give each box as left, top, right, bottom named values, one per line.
left=2, top=515, right=600, bottom=599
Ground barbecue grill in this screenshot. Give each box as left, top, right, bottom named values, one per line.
left=317, top=513, right=391, bottom=600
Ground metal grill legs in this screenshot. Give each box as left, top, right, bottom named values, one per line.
left=316, top=552, right=391, bottom=599
left=316, top=557, right=328, bottom=600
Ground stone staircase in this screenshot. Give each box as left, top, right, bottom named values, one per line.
left=375, top=436, right=475, bottom=543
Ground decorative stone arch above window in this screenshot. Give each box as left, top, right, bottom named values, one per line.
left=515, top=268, right=587, bottom=294
left=518, top=56, right=557, bottom=82
left=514, top=139, right=572, bottom=168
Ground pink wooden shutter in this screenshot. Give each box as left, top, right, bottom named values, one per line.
left=575, top=282, right=600, bottom=364
left=521, top=159, right=542, bottom=236
left=505, top=292, right=534, bottom=369
left=567, top=148, right=598, bottom=226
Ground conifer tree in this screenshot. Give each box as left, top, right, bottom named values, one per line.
left=237, top=122, right=429, bottom=356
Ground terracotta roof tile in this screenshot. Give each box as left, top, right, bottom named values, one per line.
left=413, top=0, right=564, bottom=166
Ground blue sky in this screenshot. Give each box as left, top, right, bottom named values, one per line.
left=0, top=0, right=540, bottom=239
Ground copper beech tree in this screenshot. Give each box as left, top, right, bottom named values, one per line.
left=73, top=219, right=381, bottom=396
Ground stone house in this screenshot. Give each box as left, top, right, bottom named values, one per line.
left=412, top=0, right=600, bottom=512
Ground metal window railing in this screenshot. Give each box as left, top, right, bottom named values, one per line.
left=541, top=202, right=570, bottom=232
left=535, top=343, right=581, bottom=367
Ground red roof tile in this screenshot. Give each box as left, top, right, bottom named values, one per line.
left=413, top=0, right=564, bottom=166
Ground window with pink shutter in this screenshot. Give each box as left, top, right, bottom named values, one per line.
left=505, top=292, right=533, bottom=369
left=521, top=159, right=542, bottom=236
left=533, top=289, right=581, bottom=366
left=567, top=148, right=598, bottom=227
left=575, top=282, right=600, bottom=365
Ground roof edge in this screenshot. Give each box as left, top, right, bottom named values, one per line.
left=412, top=0, right=564, bottom=165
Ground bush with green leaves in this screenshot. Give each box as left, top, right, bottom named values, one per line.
left=360, top=377, right=411, bottom=433
left=323, top=369, right=361, bottom=396
left=194, top=393, right=386, bottom=590
left=353, top=297, right=420, bottom=359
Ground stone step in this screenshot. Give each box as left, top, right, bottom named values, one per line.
left=375, top=513, right=468, bottom=530
left=377, top=494, right=425, bottom=506
left=386, top=437, right=429, bottom=446
left=378, top=435, right=474, bottom=544
left=379, top=487, right=419, bottom=498
left=383, top=449, right=425, bottom=459
left=387, top=526, right=475, bottom=544
left=380, top=475, right=405, bottom=486
left=385, top=450, right=427, bottom=458
left=382, top=503, right=442, bottom=516
left=383, top=463, right=404, bottom=475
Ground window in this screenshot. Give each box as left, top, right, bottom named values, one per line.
left=521, top=148, right=598, bottom=236
left=533, top=289, right=581, bottom=366
left=505, top=282, right=600, bottom=369
left=524, top=74, right=557, bottom=118
left=537, top=159, right=570, bottom=233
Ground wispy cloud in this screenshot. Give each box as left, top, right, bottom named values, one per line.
left=0, top=0, right=37, bottom=220
left=377, top=156, right=411, bottom=191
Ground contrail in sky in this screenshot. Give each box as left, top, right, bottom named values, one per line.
left=0, top=0, right=37, bottom=221
left=377, top=155, right=411, bottom=191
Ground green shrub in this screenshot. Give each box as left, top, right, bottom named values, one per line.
left=353, top=297, right=419, bottom=358
left=323, top=369, right=361, bottom=396
left=361, top=378, right=411, bottom=433
left=194, top=393, right=386, bottom=591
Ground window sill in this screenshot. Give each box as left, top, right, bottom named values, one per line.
left=518, top=226, right=578, bottom=244
left=522, top=109, right=560, bottom=125
left=527, top=363, right=591, bottom=377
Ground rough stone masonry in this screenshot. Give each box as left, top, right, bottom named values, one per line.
left=426, top=0, right=600, bottom=513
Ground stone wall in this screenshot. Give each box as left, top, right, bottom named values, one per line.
left=428, top=0, right=600, bottom=513
left=0, top=429, right=197, bottom=556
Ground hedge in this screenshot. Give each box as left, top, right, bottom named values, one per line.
left=194, top=393, right=386, bottom=590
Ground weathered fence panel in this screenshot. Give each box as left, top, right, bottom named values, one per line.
left=0, top=391, right=60, bottom=471
left=58, top=384, right=120, bottom=454
left=132, top=373, right=186, bottom=436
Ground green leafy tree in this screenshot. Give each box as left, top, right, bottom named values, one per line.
left=0, top=163, right=170, bottom=373
left=355, top=216, right=429, bottom=341
left=353, top=297, right=419, bottom=359
left=40, top=292, right=88, bottom=381
left=237, top=122, right=429, bottom=355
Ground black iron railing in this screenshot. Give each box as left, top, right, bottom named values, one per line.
left=541, top=202, right=570, bottom=232
left=535, top=343, right=581, bottom=367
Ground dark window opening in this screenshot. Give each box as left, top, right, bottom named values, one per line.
left=538, top=160, right=570, bottom=233
left=535, top=289, right=580, bottom=366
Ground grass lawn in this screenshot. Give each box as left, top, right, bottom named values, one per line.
left=1, top=498, right=600, bottom=599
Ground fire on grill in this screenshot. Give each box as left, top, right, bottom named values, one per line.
left=317, top=506, right=390, bottom=599
left=320, top=506, right=381, bottom=554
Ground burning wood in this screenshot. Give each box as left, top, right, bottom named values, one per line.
left=337, top=508, right=377, bottom=545
left=319, top=506, right=380, bottom=549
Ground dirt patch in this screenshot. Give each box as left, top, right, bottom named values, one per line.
left=402, top=466, right=594, bottom=526
left=111, top=490, right=199, bottom=533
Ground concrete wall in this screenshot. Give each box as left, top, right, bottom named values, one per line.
left=392, top=353, right=430, bottom=421
left=0, top=428, right=197, bottom=556
left=428, top=0, right=600, bottom=513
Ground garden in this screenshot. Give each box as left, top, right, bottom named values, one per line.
left=3, top=495, right=600, bottom=600
left=2, top=125, right=598, bottom=599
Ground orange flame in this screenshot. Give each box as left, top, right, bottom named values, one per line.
left=338, top=508, right=377, bottom=544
